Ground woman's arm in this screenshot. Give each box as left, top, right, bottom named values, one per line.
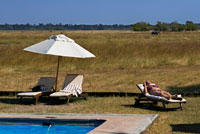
left=143, top=82, right=148, bottom=95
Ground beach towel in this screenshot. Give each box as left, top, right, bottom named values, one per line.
left=60, top=84, right=82, bottom=97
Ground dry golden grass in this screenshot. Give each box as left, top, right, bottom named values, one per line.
left=0, top=30, right=200, bottom=94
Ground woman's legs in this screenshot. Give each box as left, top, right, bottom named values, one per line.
left=161, top=91, right=172, bottom=100
left=151, top=90, right=172, bottom=100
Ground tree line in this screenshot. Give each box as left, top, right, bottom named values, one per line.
left=131, top=21, right=199, bottom=31
left=0, top=21, right=199, bottom=31
left=0, top=24, right=131, bottom=30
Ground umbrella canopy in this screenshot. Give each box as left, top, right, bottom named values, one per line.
left=24, top=34, right=95, bottom=58
left=24, top=34, right=95, bottom=91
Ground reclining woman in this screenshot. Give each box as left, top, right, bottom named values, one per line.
left=143, top=80, right=181, bottom=100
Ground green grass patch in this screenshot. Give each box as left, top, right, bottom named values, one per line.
left=0, top=96, right=199, bottom=134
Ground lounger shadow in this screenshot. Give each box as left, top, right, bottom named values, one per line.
left=135, top=84, right=186, bottom=110
left=49, top=74, right=87, bottom=104
left=17, top=77, right=56, bottom=104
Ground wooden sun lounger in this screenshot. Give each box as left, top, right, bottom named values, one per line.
left=17, top=77, right=56, bottom=104
left=50, top=74, right=87, bottom=104
left=135, top=84, right=186, bottom=110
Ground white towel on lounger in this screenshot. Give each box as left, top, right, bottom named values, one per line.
left=60, top=84, right=82, bottom=97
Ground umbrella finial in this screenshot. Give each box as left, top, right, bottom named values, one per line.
left=49, top=34, right=74, bottom=43
left=48, top=35, right=57, bottom=40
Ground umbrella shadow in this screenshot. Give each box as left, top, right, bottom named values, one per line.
left=122, top=103, right=179, bottom=112
left=167, top=84, right=200, bottom=95
left=170, top=123, right=200, bottom=133
left=45, top=97, right=85, bottom=105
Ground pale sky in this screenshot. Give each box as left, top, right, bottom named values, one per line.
left=0, top=0, right=199, bottom=24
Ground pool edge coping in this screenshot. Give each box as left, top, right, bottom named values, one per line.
left=0, top=113, right=159, bottom=134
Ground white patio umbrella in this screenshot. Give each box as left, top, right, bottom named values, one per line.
left=24, top=34, right=95, bottom=91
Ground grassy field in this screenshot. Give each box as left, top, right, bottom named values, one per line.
left=0, top=30, right=200, bottom=94
left=0, top=30, right=200, bottom=133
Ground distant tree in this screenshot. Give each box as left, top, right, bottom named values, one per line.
left=46, top=23, right=54, bottom=30
left=154, top=21, right=169, bottom=31
left=98, top=24, right=104, bottom=30
left=171, top=21, right=185, bottom=32
left=185, top=21, right=199, bottom=31
left=4, top=24, right=13, bottom=30
left=131, top=22, right=153, bottom=31
left=179, top=24, right=185, bottom=31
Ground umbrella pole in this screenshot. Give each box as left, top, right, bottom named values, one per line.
left=55, top=56, right=61, bottom=91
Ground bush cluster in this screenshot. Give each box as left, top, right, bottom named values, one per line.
left=131, top=21, right=199, bottom=31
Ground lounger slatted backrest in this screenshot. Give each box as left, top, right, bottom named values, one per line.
left=62, top=74, right=83, bottom=88
left=136, top=84, right=145, bottom=94
left=36, top=77, right=56, bottom=92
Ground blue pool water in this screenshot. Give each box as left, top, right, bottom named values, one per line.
left=0, top=125, right=95, bottom=134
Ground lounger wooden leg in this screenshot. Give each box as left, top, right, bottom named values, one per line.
left=20, top=97, right=22, bottom=103
left=135, top=95, right=143, bottom=105
left=180, top=103, right=183, bottom=111
left=50, top=97, right=53, bottom=104
left=80, top=94, right=87, bottom=100
left=35, top=97, right=39, bottom=105
left=66, top=95, right=72, bottom=104
left=135, top=99, right=140, bottom=105
left=153, top=101, right=158, bottom=105
left=34, top=93, right=42, bottom=105
left=162, top=102, right=166, bottom=109
left=18, top=96, right=23, bottom=104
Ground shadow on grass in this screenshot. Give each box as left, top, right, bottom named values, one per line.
left=44, top=97, right=85, bottom=105
left=122, top=104, right=180, bottom=112
left=0, top=96, right=85, bottom=105
left=171, top=123, right=200, bottom=133
left=167, top=84, right=200, bottom=96
left=0, top=97, right=42, bottom=105
left=0, top=97, right=19, bottom=104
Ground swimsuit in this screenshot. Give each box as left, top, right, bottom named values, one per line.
left=147, top=85, right=161, bottom=94
left=147, top=85, right=159, bottom=92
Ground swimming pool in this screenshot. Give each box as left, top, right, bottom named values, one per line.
left=0, top=113, right=159, bottom=134
left=0, top=118, right=105, bottom=134
left=0, top=125, right=95, bottom=134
